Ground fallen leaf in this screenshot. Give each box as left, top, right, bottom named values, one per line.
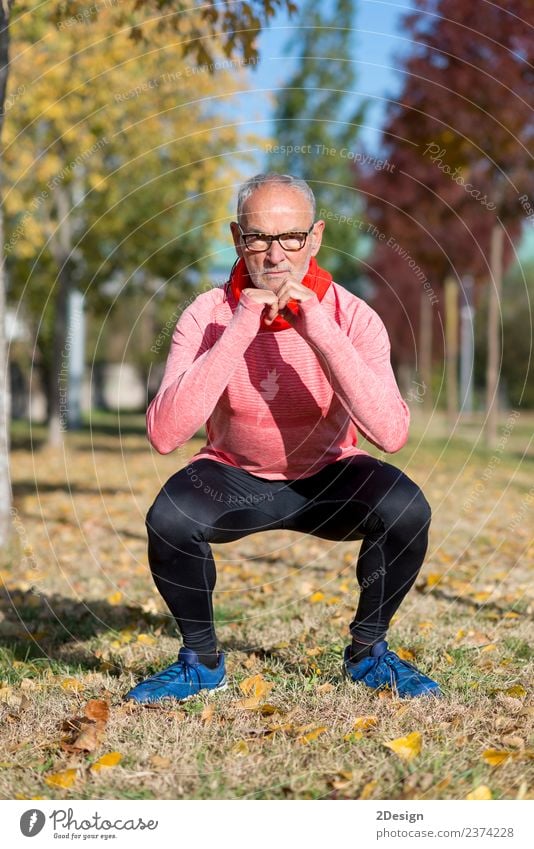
left=309, top=591, right=325, bottom=603
left=61, top=699, right=110, bottom=752
left=236, top=674, right=273, bottom=708
left=90, top=752, right=122, bottom=772
left=231, top=740, right=249, bottom=756
left=137, top=634, right=156, bottom=645
left=504, top=685, right=526, bottom=698
left=482, top=749, right=514, bottom=766
left=328, top=769, right=353, bottom=790
left=60, top=679, right=84, bottom=693
left=396, top=647, right=415, bottom=661
left=200, top=703, right=215, bottom=724
left=344, top=731, right=364, bottom=742
left=107, top=591, right=123, bottom=605
left=383, top=731, right=422, bottom=762
left=45, top=768, right=79, bottom=789
left=352, top=716, right=378, bottom=731
left=297, top=726, right=327, bottom=744
left=359, top=779, right=377, bottom=799
left=84, top=700, right=110, bottom=724
left=466, top=785, right=492, bottom=800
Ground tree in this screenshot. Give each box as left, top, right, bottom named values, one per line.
left=0, top=0, right=297, bottom=548
left=267, top=0, right=366, bottom=292
left=3, top=4, right=247, bottom=443
left=361, top=0, right=533, bottom=435
left=394, top=0, right=534, bottom=443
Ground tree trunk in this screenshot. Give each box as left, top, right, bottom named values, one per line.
left=419, top=288, right=433, bottom=411
left=460, top=274, right=475, bottom=415
left=0, top=0, right=14, bottom=550
left=445, top=275, right=459, bottom=424
left=48, top=184, right=73, bottom=446
left=485, top=222, right=504, bottom=447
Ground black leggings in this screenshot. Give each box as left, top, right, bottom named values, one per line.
left=145, top=455, right=432, bottom=655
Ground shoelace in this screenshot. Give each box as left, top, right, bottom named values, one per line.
left=145, top=659, right=202, bottom=688
left=381, top=651, right=427, bottom=686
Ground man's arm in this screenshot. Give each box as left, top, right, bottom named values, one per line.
left=147, top=291, right=264, bottom=453
left=291, top=296, right=410, bottom=453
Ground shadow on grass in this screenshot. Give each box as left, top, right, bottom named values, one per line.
left=0, top=588, right=313, bottom=680
left=0, top=586, right=176, bottom=673
left=12, top=481, right=136, bottom=497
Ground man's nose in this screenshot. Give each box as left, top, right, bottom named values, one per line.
left=265, top=239, right=286, bottom=264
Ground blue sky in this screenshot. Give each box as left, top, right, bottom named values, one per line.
left=248, top=0, right=415, bottom=152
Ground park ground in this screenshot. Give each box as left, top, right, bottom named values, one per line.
left=0, top=411, right=533, bottom=800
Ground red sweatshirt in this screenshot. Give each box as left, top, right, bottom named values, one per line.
left=147, top=280, right=410, bottom=480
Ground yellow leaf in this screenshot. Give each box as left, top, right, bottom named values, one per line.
left=329, top=769, right=353, bottom=790
left=309, top=591, right=325, bottom=603
left=234, top=696, right=263, bottom=710
left=426, top=572, right=443, bottom=587
left=505, top=685, right=526, bottom=698
left=466, top=785, right=492, bottom=800
left=418, top=621, right=434, bottom=632
left=344, top=731, right=364, bottom=742
left=60, top=678, right=84, bottom=692
left=231, top=740, right=249, bottom=756
left=90, top=752, right=122, bottom=772
left=482, top=749, right=514, bottom=766
left=481, top=644, right=497, bottom=653
left=239, top=674, right=273, bottom=701
left=259, top=703, right=282, bottom=716
left=297, top=726, right=327, bottom=744
left=473, top=591, right=491, bottom=603
left=353, top=715, right=378, bottom=731
left=359, top=779, right=377, bottom=799
left=396, top=647, right=415, bottom=661
left=444, top=652, right=454, bottom=664
left=45, top=768, right=79, bottom=788
left=383, top=731, right=422, bottom=762
left=107, top=591, right=123, bottom=605
left=137, top=634, right=156, bottom=645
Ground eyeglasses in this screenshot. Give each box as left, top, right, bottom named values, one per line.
left=238, top=224, right=314, bottom=253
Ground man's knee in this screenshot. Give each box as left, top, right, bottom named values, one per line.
left=145, top=488, right=196, bottom=545
left=381, top=477, right=431, bottom=536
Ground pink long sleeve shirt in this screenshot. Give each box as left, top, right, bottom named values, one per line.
left=147, top=279, right=410, bottom=480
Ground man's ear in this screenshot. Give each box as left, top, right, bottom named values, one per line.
left=310, top=220, right=325, bottom=257
left=230, top=221, right=244, bottom=257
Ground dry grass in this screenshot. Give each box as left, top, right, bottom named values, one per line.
left=1, top=412, right=533, bottom=800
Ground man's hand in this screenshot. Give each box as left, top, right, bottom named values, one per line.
left=242, top=280, right=318, bottom=325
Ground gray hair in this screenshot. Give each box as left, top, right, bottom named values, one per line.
left=236, top=173, right=316, bottom=222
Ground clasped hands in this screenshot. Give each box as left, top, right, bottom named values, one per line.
left=242, top=278, right=317, bottom=326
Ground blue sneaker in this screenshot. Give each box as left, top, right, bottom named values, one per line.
left=124, top=647, right=227, bottom=704
left=343, top=640, right=442, bottom=699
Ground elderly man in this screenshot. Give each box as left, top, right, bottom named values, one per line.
left=125, top=173, right=441, bottom=704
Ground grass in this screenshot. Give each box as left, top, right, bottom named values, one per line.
left=0, top=411, right=532, bottom=800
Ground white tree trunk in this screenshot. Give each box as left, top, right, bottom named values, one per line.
left=486, top=223, right=504, bottom=447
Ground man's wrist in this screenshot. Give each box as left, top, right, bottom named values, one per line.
left=237, top=290, right=266, bottom=314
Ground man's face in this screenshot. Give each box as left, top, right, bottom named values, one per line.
left=230, top=185, right=325, bottom=291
